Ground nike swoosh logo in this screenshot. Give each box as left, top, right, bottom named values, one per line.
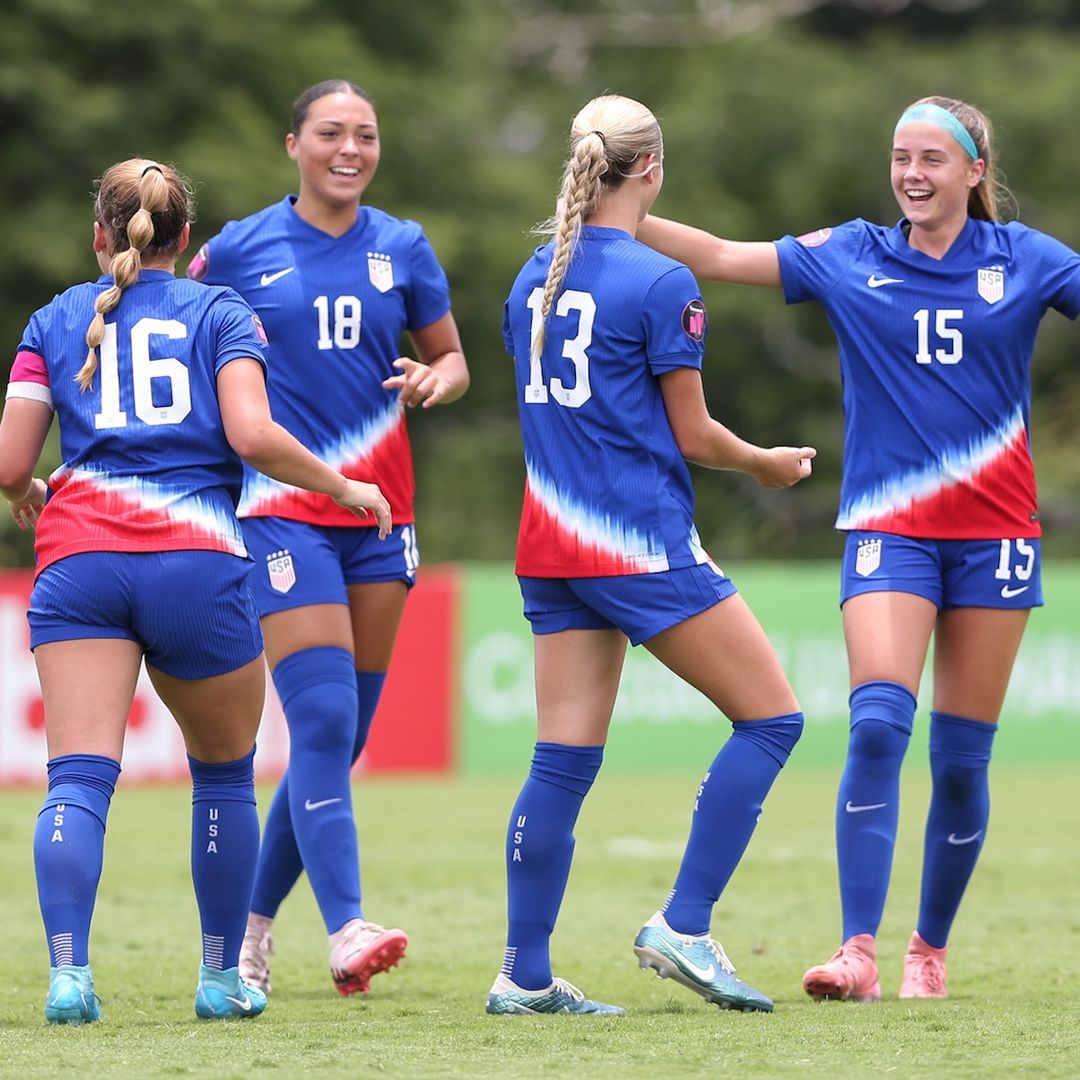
left=224, top=993, right=253, bottom=1011
left=867, top=274, right=904, bottom=288
left=947, top=830, right=983, bottom=846
left=1000, top=585, right=1028, bottom=599
left=304, top=797, right=343, bottom=811
left=260, top=268, right=295, bottom=286
left=678, top=957, right=717, bottom=982
left=845, top=801, right=887, bottom=813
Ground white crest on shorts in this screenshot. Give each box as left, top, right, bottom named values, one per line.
left=977, top=266, right=1004, bottom=305
left=855, top=537, right=882, bottom=577
left=368, top=251, right=394, bottom=293
left=267, top=549, right=296, bottom=593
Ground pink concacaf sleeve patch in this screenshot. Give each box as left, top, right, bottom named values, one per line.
left=187, top=244, right=209, bottom=281
left=795, top=227, right=833, bottom=248
left=10, top=350, right=50, bottom=386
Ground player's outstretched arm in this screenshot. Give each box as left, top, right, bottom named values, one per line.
left=660, top=367, right=814, bottom=488
left=638, top=216, right=782, bottom=288
left=217, top=358, right=391, bottom=537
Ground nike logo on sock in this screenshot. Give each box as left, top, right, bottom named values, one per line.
left=304, top=797, right=343, bottom=811
left=845, top=801, right=888, bottom=813
left=947, top=830, right=983, bottom=845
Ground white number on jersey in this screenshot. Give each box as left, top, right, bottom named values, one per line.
left=314, top=295, right=363, bottom=350
left=524, top=287, right=595, bottom=409
left=94, top=318, right=191, bottom=429
left=994, top=538, right=1036, bottom=582
left=913, top=308, right=964, bottom=365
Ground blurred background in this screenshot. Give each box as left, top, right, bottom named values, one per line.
left=2, top=0, right=1080, bottom=781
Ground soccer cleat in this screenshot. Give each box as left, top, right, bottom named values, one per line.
left=486, top=973, right=625, bottom=1015
left=328, top=918, right=408, bottom=997
left=238, top=913, right=274, bottom=994
left=44, top=964, right=101, bottom=1025
left=633, top=911, right=773, bottom=1013
left=195, top=964, right=268, bottom=1019
left=802, top=932, right=881, bottom=1002
left=899, top=930, right=948, bottom=999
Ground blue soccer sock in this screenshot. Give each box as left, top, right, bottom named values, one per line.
left=189, top=749, right=259, bottom=971
left=917, top=711, right=997, bottom=949
left=502, top=742, right=604, bottom=990
left=662, top=712, right=803, bottom=936
left=836, top=681, right=916, bottom=941
left=352, top=670, right=386, bottom=761
left=275, top=646, right=361, bottom=934
left=34, top=754, right=120, bottom=968
left=250, top=668, right=385, bottom=920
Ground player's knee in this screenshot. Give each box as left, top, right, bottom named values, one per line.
left=273, top=646, right=358, bottom=757
left=730, top=711, right=804, bottom=767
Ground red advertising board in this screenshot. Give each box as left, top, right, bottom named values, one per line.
left=0, top=566, right=458, bottom=784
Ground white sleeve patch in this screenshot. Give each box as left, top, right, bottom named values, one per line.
left=5, top=381, right=54, bottom=410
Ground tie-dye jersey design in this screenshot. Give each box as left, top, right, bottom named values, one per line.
left=6, top=271, right=266, bottom=575
left=188, top=197, right=452, bottom=527
left=503, top=225, right=709, bottom=577
left=776, top=217, right=1080, bottom=538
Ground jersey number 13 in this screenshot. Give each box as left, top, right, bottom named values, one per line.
left=524, top=287, right=594, bottom=408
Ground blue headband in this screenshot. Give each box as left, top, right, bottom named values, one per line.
left=894, top=103, right=979, bottom=161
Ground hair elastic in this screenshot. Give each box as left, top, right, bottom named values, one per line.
left=587, top=129, right=606, bottom=146
left=141, top=163, right=163, bottom=177
left=894, top=103, right=979, bottom=161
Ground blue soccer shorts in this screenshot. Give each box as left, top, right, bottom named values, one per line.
left=840, top=531, right=1044, bottom=610
left=28, top=550, right=263, bottom=679
left=241, top=517, right=420, bottom=617
left=519, top=561, right=738, bottom=646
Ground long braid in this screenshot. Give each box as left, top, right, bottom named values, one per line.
left=531, top=136, right=608, bottom=362
left=530, top=96, right=663, bottom=364
left=77, top=164, right=172, bottom=392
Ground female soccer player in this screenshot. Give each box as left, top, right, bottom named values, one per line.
left=638, top=95, right=1080, bottom=1001
left=488, top=94, right=815, bottom=1016
left=0, top=158, right=390, bottom=1024
left=188, top=79, right=469, bottom=997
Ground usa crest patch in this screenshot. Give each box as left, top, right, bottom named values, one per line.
left=855, top=538, right=882, bottom=577
left=977, top=267, right=1004, bottom=305
left=267, top=549, right=296, bottom=594
left=368, top=252, right=393, bottom=293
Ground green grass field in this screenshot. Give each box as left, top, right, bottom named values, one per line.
left=1, top=767, right=1077, bottom=1079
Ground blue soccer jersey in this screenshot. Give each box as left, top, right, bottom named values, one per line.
left=504, top=225, right=711, bottom=577
left=6, top=270, right=267, bottom=575
left=775, top=218, right=1080, bottom=538
left=188, top=196, right=452, bottom=527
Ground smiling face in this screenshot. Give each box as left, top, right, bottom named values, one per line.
left=286, top=91, right=380, bottom=215
left=890, top=121, right=985, bottom=235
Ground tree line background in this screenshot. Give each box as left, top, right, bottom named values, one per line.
left=2, top=0, right=1079, bottom=567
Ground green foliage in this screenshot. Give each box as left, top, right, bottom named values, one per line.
left=2, top=2, right=1080, bottom=565
left=1, top=768, right=1078, bottom=1077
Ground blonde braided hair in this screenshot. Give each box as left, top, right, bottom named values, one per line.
left=77, top=159, right=193, bottom=391
left=531, top=95, right=663, bottom=362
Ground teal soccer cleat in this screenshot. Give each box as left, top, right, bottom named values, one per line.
left=486, top=973, right=625, bottom=1015
left=195, top=964, right=268, bottom=1020
left=45, top=964, right=101, bottom=1025
left=633, top=911, right=774, bottom=1013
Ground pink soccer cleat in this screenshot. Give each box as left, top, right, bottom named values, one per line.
left=239, top=913, right=274, bottom=994
left=329, top=918, right=408, bottom=997
left=802, top=933, right=881, bottom=1002
left=899, top=930, right=948, bottom=999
